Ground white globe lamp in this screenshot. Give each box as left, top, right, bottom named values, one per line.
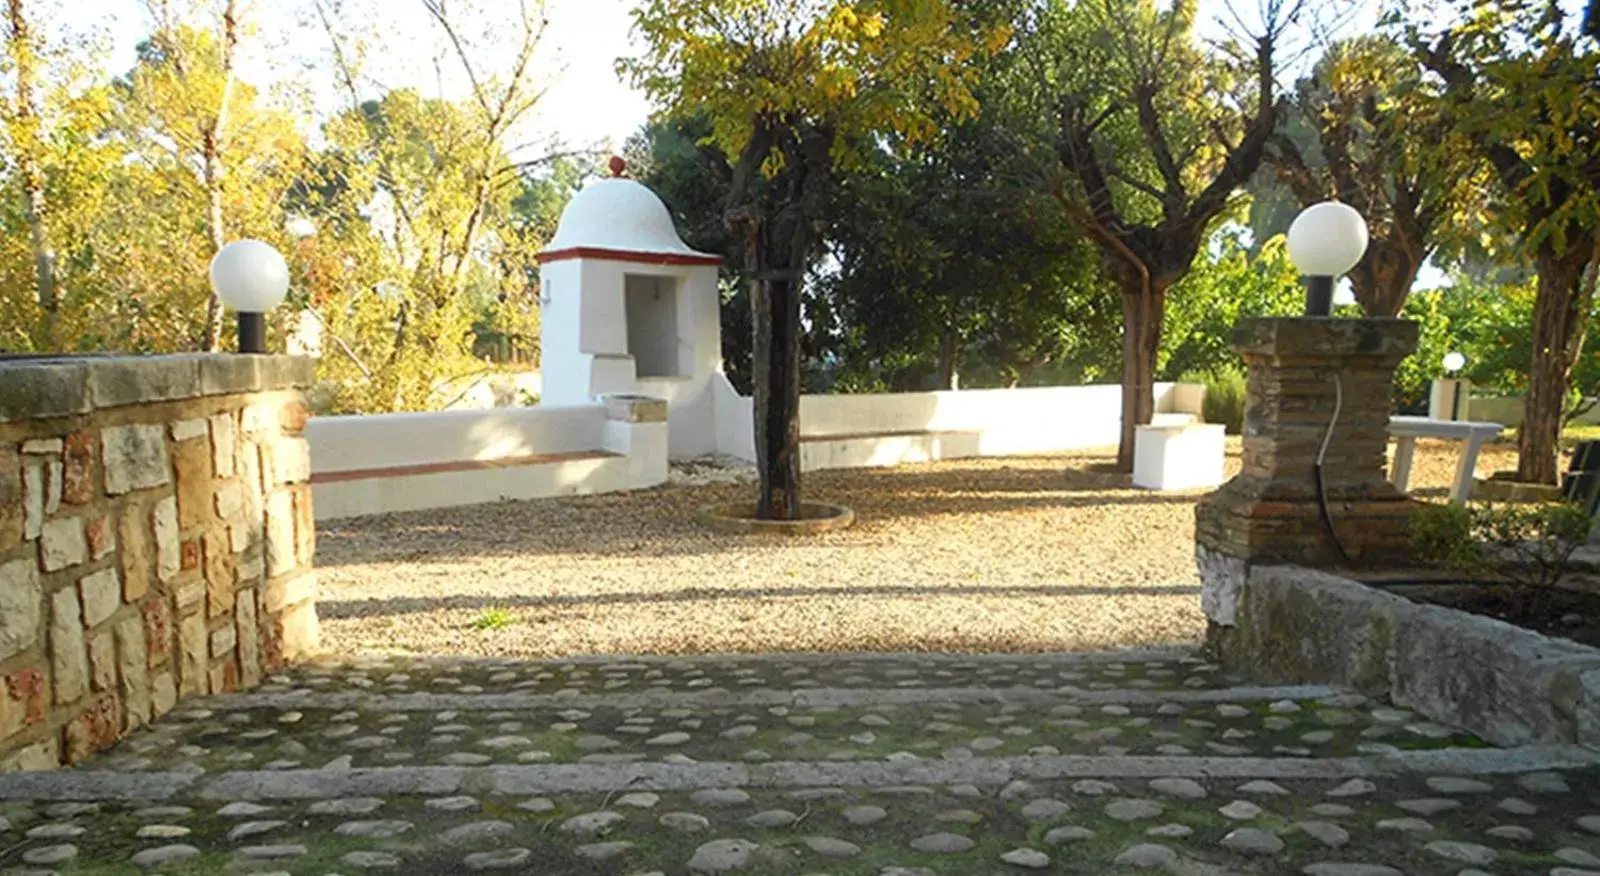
left=210, top=240, right=290, bottom=353
left=1286, top=201, right=1369, bottom=317
left=1442, top=351, right=1466, bottom=374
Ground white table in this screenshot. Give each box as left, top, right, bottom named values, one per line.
left=1388, top=415, right=1505, bottom=504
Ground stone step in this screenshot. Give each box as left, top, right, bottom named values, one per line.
left=0, top=763, right=1596, bottom=874
left=4, top=652, right=1600, bottom=874
left=263, top=647, right=1221, bottom=698
left=91, top=687, right=1480, bottom=774
left=6, top=746, right=1599, bottom=804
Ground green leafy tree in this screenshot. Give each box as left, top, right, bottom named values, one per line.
left=1267, top=35, right=1481, bottom=317
left=1159, top=231, right=1301, bottom=379
left=1416, top=0, right=1600, bottom=484
left=823, top=113, right=1112, bottom=392
left=1009, top=0, right=1313, bottom=471
left=623, top=0, right=1001, bottom=519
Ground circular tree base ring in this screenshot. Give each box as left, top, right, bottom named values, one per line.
left=696, top=502, right=855, bottom=535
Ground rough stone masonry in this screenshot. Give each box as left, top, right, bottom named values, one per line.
left=0, top=354, right=318, bottom=770
left=1195, top=318, right=1420, bottom=627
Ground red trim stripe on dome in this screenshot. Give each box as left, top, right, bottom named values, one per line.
left=535, top=246, right=724, bottom=266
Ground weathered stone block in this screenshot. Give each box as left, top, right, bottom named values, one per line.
left=85, top=357, right=200, bottom=408
left=149, top=670, right=176, bottom=718
left=214, top=482, right=244, bottom=522
left=204, top=531, right=236, bottom=618
left=0, top=361, right=89, bottom=423
left=21, top=438, right=62, bottom=454
left=115, top=614, right=150, bottom=731
left=209, top=660, right=237, bottom=695
left=180, top=539, right=199, bottom=572
left=603, top=393, right=669, bottom=423
left=174, top=577, right=204, bottom=617
left=236, top=595, right=260, bottom=687
left=266, top=437, right=311, bottom=486
left=1389, top=602, right=1600, bottom=746
left=22, top=459, right=44, bottom=540
left=86, top=514, right=114, bottom=561
left=78, top=568, right=121, bottom=628
left=153, top=497, right=179, bottom=584
left=0, top=559, right=41, bottom=661
left=264, top=491, right=295, bottom=578
left=209, top=623, right=236, bottom=659
left=169, top=418, right=208, bottom=442
left=172, top=437, right=213, bottom=530
left=177, top=613, right=206, bottom=696
left=102, top=424, right=170, bottom=495
left=118, top=503, right=151, bottom=603
left=61, top=694, right=119, bottom=763
left=61, top=431, right=95, bottom=504
left=265, top=573, right=316, bottom=614
left=210, top=413, right=237, bottom=478
left=1, top=739, right=57, bottom=772
left=277, top=600, right=319, bottom=662
left=280, top=399, right=310, bottom=435
left=49, top=589, right=88, bottom=705
left=87, top=629, right=114, bottom=692
left=0, top=446, right=21, bottom=552
left=293, top=485, right=315, bottom=565
left=0, top=669, right=46, bottom=739
left=142, top=599, right=171, bottom=669
left=39, top=517, right=88, bottom=572
left=43, top=458, right=61, bottom=514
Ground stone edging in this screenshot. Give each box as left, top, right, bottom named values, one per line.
left=0, top=355, right=315, bottom=423
left=195, top=683, right=1340, bottom=714
left=5, top=746, right=1596, bottom=802
left=1209, top=564, right=1600, bottom=749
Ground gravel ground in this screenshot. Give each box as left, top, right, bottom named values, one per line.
left=315, top=439, right=1521, bottom=659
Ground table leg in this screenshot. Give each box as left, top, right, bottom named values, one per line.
left=1452, top=435, right=1487, bottom=505
left=1391, top=436, right=1417, bottom=492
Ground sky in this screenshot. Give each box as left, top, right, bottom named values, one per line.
left=83, top=0, right=654, bottom=155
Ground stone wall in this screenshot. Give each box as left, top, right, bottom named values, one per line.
left=0, top=355, right=318, bottom=771
left=1211, top=565, right=1600, bottom=748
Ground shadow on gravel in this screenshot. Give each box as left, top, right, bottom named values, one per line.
left=316, top=452, right=1208, bottom=567
left=317, top=583, right=1203, bottom=620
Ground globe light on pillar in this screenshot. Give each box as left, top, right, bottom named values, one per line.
left=1286, top=201, right=1369, bottom=317
left=1443, top=351, right=1466, bottom=374
left=209, top=240, right=290, bottom=354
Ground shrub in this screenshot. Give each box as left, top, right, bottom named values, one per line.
left=1410, top=500, right=1595, bottom=588
left=1181, top=368, right=1248, bottom=434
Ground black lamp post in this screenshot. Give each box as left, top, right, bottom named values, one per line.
left=209, top=240, right=290, bottom=353
left=1286, top=202, right=1368, bottom=317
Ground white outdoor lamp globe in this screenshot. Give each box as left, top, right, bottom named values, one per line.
left=1443, top=351, right=1467, bottom=374
left=209, top=240, right=290, bottom=354
left=1286, top=201, right=1369, bottom=317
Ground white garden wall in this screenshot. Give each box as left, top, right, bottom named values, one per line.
left=306, top=402, right=667, bottom=521
left=712, top=380, right=1205, bottom=470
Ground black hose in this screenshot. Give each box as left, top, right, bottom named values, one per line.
left=1316, top=374, right=1351, bottom=563
left=1314, top=461, right=1351, bottom=563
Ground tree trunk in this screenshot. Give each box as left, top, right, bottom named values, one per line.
left=6, top=0, right=56, bottom=347
left=1117, top=282, right=1166, bottom=472
left=1517, top=244, right=1596, bottom=484
left=937, top=328, right=958, bottom=391
left=1352, top=239, right=1424, bottom=319
left=753, top=270, right=802, bottom=519
left=200, top=0, right=239, bottom=352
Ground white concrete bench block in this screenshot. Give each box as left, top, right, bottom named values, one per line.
left=1133, top=424, right=1226, bottom=491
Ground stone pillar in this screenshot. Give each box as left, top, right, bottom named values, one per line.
left=1196, top=318, right=1419, bottom=628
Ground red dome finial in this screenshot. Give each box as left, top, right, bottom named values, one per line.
left=608, top=156, right=627, bottom=178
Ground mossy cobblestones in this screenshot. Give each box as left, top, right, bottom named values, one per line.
left=1, top=651, right=1598, bottom=874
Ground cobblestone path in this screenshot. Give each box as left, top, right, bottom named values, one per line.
left=3, top=648, right=1600, bottom=874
